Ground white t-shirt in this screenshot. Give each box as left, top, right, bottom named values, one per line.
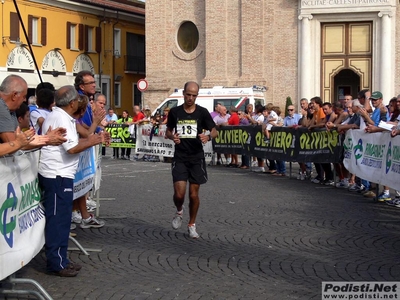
left=253, top=114, right=264, bottom=124
left=267, top=110, right=278, bottom=123
left=39, top=107, right=80, bottom=179
left=30, top=108, right=50, bottom=134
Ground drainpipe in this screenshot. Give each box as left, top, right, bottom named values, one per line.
left=98, top=9, right=106, bottom=94
left=112, top=11, right=119, bottom=108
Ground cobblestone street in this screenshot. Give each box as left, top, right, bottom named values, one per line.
left=5, top=153, right=400, bottom=300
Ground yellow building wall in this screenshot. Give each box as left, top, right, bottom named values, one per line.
left=0, top=0, right=145, bottom=117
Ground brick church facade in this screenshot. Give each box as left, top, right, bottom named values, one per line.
left=145, top=0, right=400, bottom=110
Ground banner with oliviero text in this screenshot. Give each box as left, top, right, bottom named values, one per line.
left=213, top=126, right=342, bottom=163
left=135, top=124, right=213, bottom=158
left=343, top=130, right=400, bottom=191
left=0, top=151, right=45, bottom=280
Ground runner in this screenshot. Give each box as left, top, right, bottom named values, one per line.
left=165, top=81, right=218, bottom=239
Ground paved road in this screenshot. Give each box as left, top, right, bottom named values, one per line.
left=3, top=151, right=400, bottom=300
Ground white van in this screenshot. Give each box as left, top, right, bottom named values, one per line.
left=153, top=86, right=266, bottom=115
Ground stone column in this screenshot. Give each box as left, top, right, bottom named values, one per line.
left=298, top=14, right=313, bottom=102
left=378, top=11, right=393, bottom=104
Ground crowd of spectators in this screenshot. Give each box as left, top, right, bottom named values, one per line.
left=209, top=90, right=400, bottom=205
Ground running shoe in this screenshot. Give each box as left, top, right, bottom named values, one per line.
left=386, top=199, right=400, bottom=206
left=324, top=180, right=334, bottom=186
left=188, top=224, right=199, bottom=239
left=86, top=199, right=97, bottom=213
left=363, top=191, right=376, bottom=198
left=172, top=213, right=183, bottom=230
left=80, top=214, right=105, bottom=229
left=71, top=211, right=82, bottom=224
left=377, top=193, right=391, bottom=202
left=311, top=177, right=321, bottom=184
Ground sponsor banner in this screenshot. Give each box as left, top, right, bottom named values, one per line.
left=213, top=126, right=252, bottom=155
left=214, top=126, right=342, bottom=163
left=104, top=123, right=135, bottom=148
left=322, top=281, right=400, bottom=299
left=295, top=127, right=341, bottom=163
left=0, top=151, right=45, bottom=280
left=136, top=124, right=213, bottom=158
left=73, top=147, right=96, bottom=200
left=343, top=130, right=400, bottom=191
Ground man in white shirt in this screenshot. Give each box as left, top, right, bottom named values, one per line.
left=38, top=85, right=104, bottom=277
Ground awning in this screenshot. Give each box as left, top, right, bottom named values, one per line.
left=0, top=70, right=74, bottom=90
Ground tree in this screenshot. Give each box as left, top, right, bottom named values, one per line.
left=284, top=96, right=293, bottom=117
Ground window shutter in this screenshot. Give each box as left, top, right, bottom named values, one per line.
left=84, top=25, right=88, bottom=52
left=78, top=23, right=84, bottom=50
left=10, top=12, right=20, bottom=41
left=41, top=17, right=47, bottom=46
left=95, top=26, right=101, bottom=53
left=28, top=15, right=33, bottom=44
left=66, top=22, right=71, bottom=49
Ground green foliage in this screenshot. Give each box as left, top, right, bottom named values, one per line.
left=284, top=96, right=293, bottom=117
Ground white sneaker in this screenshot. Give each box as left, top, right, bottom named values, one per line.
left=71, top=211, right=82, bottom=224
left=251, top=161, right=258, bottom=167
left=172, top=214, right=183, bottom=230
left=297, top=173, right=305, bottom=180
left=86, top=198, right=98, bottom=209
left=188, top=224, right=199, bottom=239
left=253, top=167, right=264, bottom=173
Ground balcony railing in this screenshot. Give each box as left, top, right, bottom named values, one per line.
left=124, top=55, right=145, bottom=74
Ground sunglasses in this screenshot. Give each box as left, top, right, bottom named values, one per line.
left=370, top=98, right=379, bottom=102
left=287, top=109, right=294, bottom=111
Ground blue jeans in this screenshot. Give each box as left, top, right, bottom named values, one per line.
left=39, top=174, right=73, bottom=272
left=276, top=160, right=286, bottom=174
left=361, top=179, right=370, bottom=190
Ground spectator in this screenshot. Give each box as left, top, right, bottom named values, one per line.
left=105, top=108, right=118, bottom=123
left=251, top=104, right=266, bottom=172
left=263, top=103, right=278, bottom=141
left=283, top=105, right=302, bottom=127
left=297, top=98, right=313, bottom=179
left=238, top=110, right=250, bottom=169
left=117, top=110, right=133, bottom=160
left=30, top=88, right=55, bottom=134
left=388, top=97, right=400, bottom=122
left=357, top=89, right=372, bottom=114
left=322, top=102, right=337, bottom=124
left=341, top=94, right=353, bottom=112
left=213, top=105, right=231, bottom=165
left=139, top=105, right=152, bottom=124
left=73, top=72, right=108, bottom=225
left=162, top=106, right=170, bottom=124
left=227, top=106, right=240, bottom=167
left=362, top=91, right=390, bottom=201
left=27, top=95, right=37, bottom=112
left=271, top=106, right=285, bottom=176
left=0, top=75, right=53, bottom=147
left=15, top=102, right=31, bottom=131
left=38, top=85, right=104, bottom=277
left=210, top=103, right=222, bottom=119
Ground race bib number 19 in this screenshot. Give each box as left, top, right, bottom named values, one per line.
left=177, top=120, right=198, bottom=138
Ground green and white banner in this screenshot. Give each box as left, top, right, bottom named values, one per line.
left=0, top=151, right=45, bottom=280
left=343, top=130, right=400, bottom=191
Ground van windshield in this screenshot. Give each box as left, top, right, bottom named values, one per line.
left=213, top=98, right=249, bottom=113
left=255, top=98, right=265, bottom=106
left=157, top=99, right=178, bottom=116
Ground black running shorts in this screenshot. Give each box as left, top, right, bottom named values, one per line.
left=171, top=159, right=208, bottom=185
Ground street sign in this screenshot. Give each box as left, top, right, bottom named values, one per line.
left=137, top=79, right=148, bottom=92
